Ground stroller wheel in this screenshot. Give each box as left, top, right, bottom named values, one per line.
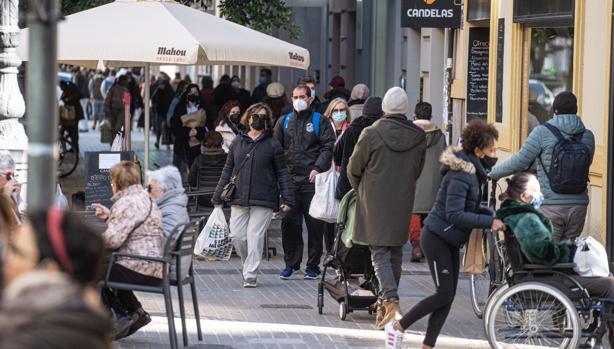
left=339, top=302, right=348, bottom=321
left=317, top=283, right=324, bottom=315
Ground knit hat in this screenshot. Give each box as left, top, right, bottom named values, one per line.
left=382, top=87, right=409, bottom=115
left=266, top=82, right=285, bottom=98
left=362, top=96, right=383, bottom=118
left=552, top=91, right=577, bottom=115
left=350, top=83, right=370, bottom=101
left=329, top=76, right=345, bottom=89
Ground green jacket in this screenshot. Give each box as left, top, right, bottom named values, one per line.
left=490, top=115, right=595, bottom=206
left=496, top=200, right=572, bottom=265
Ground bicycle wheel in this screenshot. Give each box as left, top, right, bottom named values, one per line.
left=470, top=270, right=491, bottom=319
left=486, top=282, right=580, bottom=349
left=57, top=127, right=79, bottom=178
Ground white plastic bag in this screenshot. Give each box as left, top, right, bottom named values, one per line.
left=309, top=165, right=339, bottom=223
left=194, top=208, right=232, bottom=260
left=111, top=129, right=124, bottom=151
left=573, top=236, right=610, bottom=277
left=78, top=119, right=89, bottom=132
left=55, top=184, right=68, bottom=210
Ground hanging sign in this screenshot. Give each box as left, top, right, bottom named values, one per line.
left=401, top=0, right=462, bottom=28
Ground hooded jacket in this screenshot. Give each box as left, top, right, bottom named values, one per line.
left=496, top=200, right=572, bottom=265
left=213, top=131, right=294, bottom=210
left=333, top=97, right=383, bottom=200
left=156, top=188, right=190, bottom=238
left=273, top=107, right=336, bottom=188
left=0, top=271, right=113, bottom=349
left=412, top=120, right=447, bottom=213
left=347, top=114, right=426, bottom=246
left=490, top=114, right=595, bottom=205
left=424, top=146, right=494, bottom=248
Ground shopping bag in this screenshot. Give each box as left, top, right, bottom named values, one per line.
left=463, top=229, right=486, bottom=275
left=573, top=236, right=609, bottom=277
left=111, top=128, right=124, bottom=151
left=194, top=208, right=232, bottom=260
left=309, top=165, right=339, bottom=223
left=55, top=184, right=68, bottom=210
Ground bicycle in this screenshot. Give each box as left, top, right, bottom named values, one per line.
left=57, top=124, right=79, bottom=178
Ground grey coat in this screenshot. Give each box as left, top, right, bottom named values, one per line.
left=347, top=114, right=426, bottom=247
left=412, top=120, right=446, bottom=213
left=157, top=188, right=190, bottom=238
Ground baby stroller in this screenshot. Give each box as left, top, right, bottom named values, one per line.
left=317, top=190, right=378, bottom=320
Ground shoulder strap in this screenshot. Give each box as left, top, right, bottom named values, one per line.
left=232, top=141, right=259, bottom=180
left=543, top=123, right=565, bottom=142
left=312, top=112, right=321, bottom=137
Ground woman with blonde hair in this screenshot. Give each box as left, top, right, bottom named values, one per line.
left=213, top=103, right=294, bottom=288
left=323, top=98, right=351, bottom=140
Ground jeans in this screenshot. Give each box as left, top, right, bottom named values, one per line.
left=230, top=206, right=274, bottom=281
left=281, top=188, right=326, bottom=273
left=370, top=245, right=403, bottom=301
left=80, top=98, right=90, bottom=120
left=399, top=227, right=459, bottom=347
left=92, top=99, right=104, bottom=122
left=540, top=204, right=588, bottom=241
left=102, top=264, right=161, bottom=315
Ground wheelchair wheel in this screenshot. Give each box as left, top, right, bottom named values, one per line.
left=486, top=282, right=580, bottom=349
left=470, top=270, right=490, bottom=319
left=483, top=283, right=509, bottom=338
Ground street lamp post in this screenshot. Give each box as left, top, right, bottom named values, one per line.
left=0, top=0, right=28, bottom=201
left=25, top=0, right=60, bottom=212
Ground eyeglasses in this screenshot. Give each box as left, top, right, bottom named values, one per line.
left=251, top=113, right=268, bottom=118
left=0, top=172, right=14, bottom=181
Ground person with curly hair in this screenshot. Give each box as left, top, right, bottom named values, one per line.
left=384, top=118, right=505, bottom=349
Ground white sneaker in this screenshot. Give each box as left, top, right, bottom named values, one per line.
left=384, top=321, right=404, bottom=349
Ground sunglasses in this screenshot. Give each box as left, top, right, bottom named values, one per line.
left=0, top=172, right=14, bottom=181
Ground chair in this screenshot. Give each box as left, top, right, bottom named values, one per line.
left=170, top=218, right=205, bottom=346
left=103, top=222, right=194, bottom=349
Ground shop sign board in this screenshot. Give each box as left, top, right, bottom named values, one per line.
left=401, top=0, right=462, bottom=28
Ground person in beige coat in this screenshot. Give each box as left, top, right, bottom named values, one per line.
left=347, top=87, right=426, bottom=329
left=93, top=161, right=164, bottom=339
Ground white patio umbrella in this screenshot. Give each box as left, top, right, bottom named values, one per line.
left=18, top=0, right=310, bottom=172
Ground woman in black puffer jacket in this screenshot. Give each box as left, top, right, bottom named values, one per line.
left=385, top=119, right=505, bottom=349
left=212, top=103, right=294, bottom=288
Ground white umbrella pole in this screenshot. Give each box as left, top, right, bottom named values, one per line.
left=143, top=63, right=151, bottom=177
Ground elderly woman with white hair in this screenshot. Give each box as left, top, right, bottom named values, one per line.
left=0, top=150, right=21, bottom=224
left=146, top=166, right=190, bottom=238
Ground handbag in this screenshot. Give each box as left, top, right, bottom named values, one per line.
left=463, top=228, right=487, bottom=275
left=573, top=236, right=610, bottom=277
left=220, top=142, right=258, bottom=203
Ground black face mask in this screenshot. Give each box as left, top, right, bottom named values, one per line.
left=480, top=155, right=498, bottom=170
left=187, top=94, right=199, bottom=103
left=250, top=116, right=267, bottom=131
left=229, top=113, right=241, bottom=125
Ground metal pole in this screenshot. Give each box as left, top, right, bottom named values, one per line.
left=143, top=63, right=151, bottom=177
left=26, top=0, right=59, bottom=212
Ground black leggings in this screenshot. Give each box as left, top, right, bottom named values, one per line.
left=399, top=227, right=459, bottom=347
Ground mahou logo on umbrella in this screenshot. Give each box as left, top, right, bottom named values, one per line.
left=157, top=47, right=187, bottom=57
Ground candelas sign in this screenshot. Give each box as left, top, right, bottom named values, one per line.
left=401, top=0, right=462, bottom=28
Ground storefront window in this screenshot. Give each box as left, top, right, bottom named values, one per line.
left=467, top=0, right=490, bottom=22
left=514, top=0, right=573, bottom=26
left=527, top=27, right=573, bottom=131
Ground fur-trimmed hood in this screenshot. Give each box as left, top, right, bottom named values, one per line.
left=440, top=146, right=476, bottom=174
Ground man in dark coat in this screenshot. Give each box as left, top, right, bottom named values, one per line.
left=347, top=87, right=426, bottom=329
left=251, top=69, right=272, bottom=104
left=334, top=96, right=383, bottom=200
left=274, top=83, right=336, bottom=280
left=320, top=75, right=351, bottom=114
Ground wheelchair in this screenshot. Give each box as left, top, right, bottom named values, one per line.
left=482, top=227, right=614, bottom=348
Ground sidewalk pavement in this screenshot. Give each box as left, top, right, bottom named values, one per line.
left=61, top=128, right=490, bottom=349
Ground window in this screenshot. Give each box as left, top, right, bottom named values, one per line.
left=467, top=0, right=490, bottom=22
left=514, top=0, right=573, bottom=27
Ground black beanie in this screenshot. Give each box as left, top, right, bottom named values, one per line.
left=552, top=91, right=577, bottom=115
left=363, top=96, right=383, bottom=118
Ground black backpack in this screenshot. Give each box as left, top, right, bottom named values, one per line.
left=539, top=123, right=590, bottom=194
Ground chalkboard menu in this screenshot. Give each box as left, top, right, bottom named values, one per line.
left=467, top=28, right=490, bottom=120
left=84, top=151, right=134, bottom=211
left=495, top=19, right=505, bottom=123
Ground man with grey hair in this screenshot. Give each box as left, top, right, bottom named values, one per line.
left=0, top=151, right=21, bottom=223
left=146, top=166, right=189, bottom=238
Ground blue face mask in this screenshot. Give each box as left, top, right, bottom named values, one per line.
left=259, top=76, right=268, bottom=85
left=332, top=111, right=347, bottom=123
left=531, top=194, right=544, bottom=209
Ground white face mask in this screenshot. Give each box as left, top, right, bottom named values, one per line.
left=293, top=98, right=308, bottom=112
left=332, top=111, right=346, bottom=123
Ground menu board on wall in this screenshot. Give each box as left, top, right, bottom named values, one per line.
left=467, top=28, right=490, bottom=120
left=496, top=19, right=505, bottom=123
left=84, top=151, right=133, bottom=211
